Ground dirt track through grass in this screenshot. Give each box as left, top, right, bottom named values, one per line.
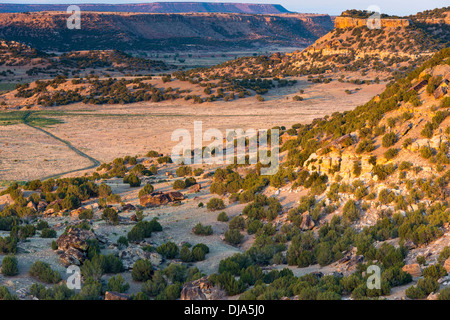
left=22, top=112, right=101, bottom=180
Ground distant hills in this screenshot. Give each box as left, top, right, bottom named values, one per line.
left=0, top=11, right=333, bottom=51
left=0, top=2, right=292, bottom=14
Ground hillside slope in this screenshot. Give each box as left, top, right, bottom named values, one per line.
left=186, top=8, right=449, bottom=80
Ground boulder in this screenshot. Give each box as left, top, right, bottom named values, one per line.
left=403, top=239, right=417, bottom=250
left=37, top=201, right=48, bottom=212
left=118, top=246, right=162, bottom=270
left=444, top=258, right=450, bottom=273
left=300, top=212, right=315, bottom=231
left=58, top=247, right=86, bottom=267
left=180, top=285, right=207, bottom=300
left=427, top=292, right=439, bottom=300
left=56, top=227, right=96, bottom=251
left=140, top=191, right=184, bottom=207
left=105, top=291, right=130, bottom=301
left=0, top=194, right=13, bottom=211
left=189, top=184, right=201, bottom=193
left=166, top=192, right=184, bottom=202
left=402, top=264, right=422, bottom=278
left=140, top=192, right=170, bottom=207
left=122, top=203, right=136, bottom=211
left=26, top=201, right=37, bottom=211
left=56, top=227, right=97, bottom=267
left=70, top=207, right=85, bottom=217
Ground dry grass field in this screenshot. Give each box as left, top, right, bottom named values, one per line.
left=0, top=74, right=385, bottom=183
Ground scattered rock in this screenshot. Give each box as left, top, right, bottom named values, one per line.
left=189, top=184, right=201, bottom=193
left=56, top=227, right=97, bottom=266
left=118, top=246, right=162, bottom=269
left=444, top=258, right=450, bottom=273
left=427, top=292, right=439, bottom=300
left=300, top=212, right=315, bottom=231
left=180, top=276, right=227, bottom=300
left=70, top=207, right=85, bottom=217
left=402, top=264, right=422, bottom=278
left=105, top=291, right=130, bottom=300
left=140, top=191, right=184, bottom=207
left=122, top=203, right=136, bottom=211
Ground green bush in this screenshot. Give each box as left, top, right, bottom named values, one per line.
left=384, top=148, right=398, bottom=160
left=1, top=256, right=18, bottom=276
left=439, top=287, right=450, bottom=300
left=342, top=200, right=359, bottom=222
left=217, top=212, right=229, bottom=222
left=157, top=242, right=179, bottom=259
left=224, top=229, right=244, bottom=245
left=192, top=223, right=213, bottom=236
left=127, top=218, right=162, bottom=242
left=405, top=277, right=439, bottom=299
left=40, top=228, right=57, bottom=238
left=123, top=174, right=141, bottom=187
left=29, top=261, right=61, bottom=284
left=173, top=180, right=186, bottom=190
left=106, top=275, right=130, bottom=293
left=206, top=198, right=225, bottom=211
left=176, top=166, right=192, bottom=177
left=78, top=209, right=94, bottom=220
left=117, top=236, right=128, bottom=248
left=0, top=286, right=18, bottom=300
left=131, top=259, right=153, bottom=282
left=138, top=184, right=154, bottom=198
left=101, top=207, right=119, bottom=225
left=423, top=264, right=447, bottom=281
left=382, top=132, right=397, bottom=148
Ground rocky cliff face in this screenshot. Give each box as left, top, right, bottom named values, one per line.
left=334, top=16, right=410, bottom=29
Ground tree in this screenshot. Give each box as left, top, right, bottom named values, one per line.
left=173, top=180, right=186, bottom=190
left=106, top=275, right=130, bottom=293
left=157, top=242, right=179, bottom=259
left=29, top=261, right=61, bottom=284
left=382, top=132, right=397, bottom=148
left=131, top=259, right=153, bottom=282
left=224, top=229, right=244, bottom=245
left=192, top=223, right=213, bottom=236
left=123, top=174, right=141, bottom=187
left=1, top=256, right=18, bottom=276
left=101, top=208, right=119, bottom=225
left=342, top=200, right=359, bottom=222
left=217, top=212, right=229, bottom=222
left=206, top=198, right=225, bottom=211
left=138, top=184, right=154, bottom=198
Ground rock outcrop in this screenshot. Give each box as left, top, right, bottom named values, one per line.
left=300, top=212, right=315, bottom=231
left=140, top=191, right=184, bottom=207
left=402, top=264, right=422, bottom=278
left=56, top=227, right=97, bottom=266
left=105, top=291, right=130, bottom=300
left=117, top=246, right=162, bottom=270
left=444, top=258, right=450, bottom=273
left=180, top=276, right=227, bottom=300
left=335, top=16, right=410, bottom=29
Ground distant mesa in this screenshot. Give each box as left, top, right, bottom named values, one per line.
left=0, top=2, right=292, bottom=14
